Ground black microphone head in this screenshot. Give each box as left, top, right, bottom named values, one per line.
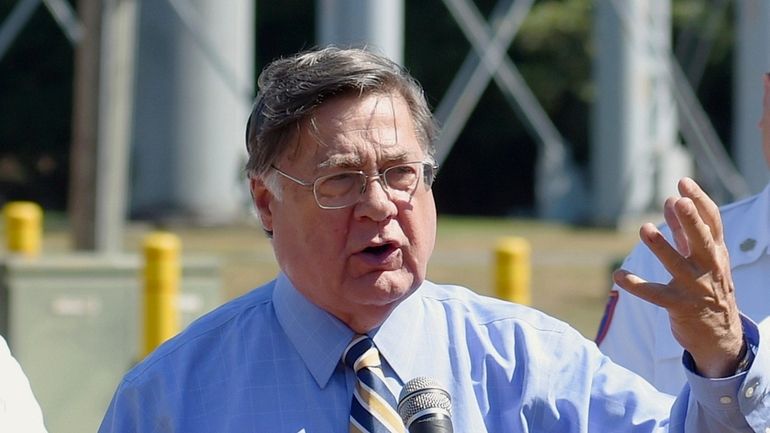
left=397, top=377, right=452, bottom=431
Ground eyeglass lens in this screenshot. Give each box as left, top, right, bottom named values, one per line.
left=314, top=162, right=434, bottom=208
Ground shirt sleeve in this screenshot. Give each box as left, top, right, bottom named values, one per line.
left=670, top=316, right=770, bottom=432
left=575, top=319, right=768, bottom=433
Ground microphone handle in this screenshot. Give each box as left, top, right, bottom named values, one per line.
left=407, top=414, right=453, bottom=433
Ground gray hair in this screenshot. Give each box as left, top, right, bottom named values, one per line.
left=244, top=46, right=438, bottom=178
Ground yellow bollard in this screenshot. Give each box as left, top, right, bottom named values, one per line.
left=142, top=232, right=181, bottom=357
left=3, top=201, right=43, bottom=257
left=494, top=237, right=531, bottom=305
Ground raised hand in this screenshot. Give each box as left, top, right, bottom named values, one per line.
left=613, top=177, right=745, bottom=378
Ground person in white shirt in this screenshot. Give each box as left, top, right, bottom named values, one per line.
left=0, top=335, right=48, bottom=433
left=597, top=72, right=770, bottom=395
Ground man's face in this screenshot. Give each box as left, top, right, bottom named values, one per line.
left=761, top=73, right=770, bottom=167
left=250, top=92, right=437, bottom=332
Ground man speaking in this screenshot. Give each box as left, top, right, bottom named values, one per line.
left=99, top=47, right=769, bottom=432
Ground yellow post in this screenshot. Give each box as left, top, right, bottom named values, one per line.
left=3, top=201, right=43, bottom=257
left=142, top=232, right=181, bottom=356
left=494, top=237, right=531, bottom=305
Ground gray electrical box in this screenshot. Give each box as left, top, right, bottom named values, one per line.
left=0, top=253, right=221, bottom=433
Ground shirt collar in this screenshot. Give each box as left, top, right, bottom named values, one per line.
left=273, top=275, right=432, bottom=388
left=273, top=273, right=353, bottom=388
left=369, top=285, right=425, bottom=384
left=724, top=183, right=770, bottom=268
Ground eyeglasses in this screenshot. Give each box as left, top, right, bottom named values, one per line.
left=271, top=161, right=438, bottom=209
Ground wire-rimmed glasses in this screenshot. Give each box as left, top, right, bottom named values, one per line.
left=271, top=161, right=438, bottom=209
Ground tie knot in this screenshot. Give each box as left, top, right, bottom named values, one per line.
left=343, top=335, right=381, bottom=371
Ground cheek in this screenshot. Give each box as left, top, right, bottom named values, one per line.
left=273, top=213, right=350, bottom=283
left=273, top=197, right=338, bottom=254
left=402, top=200, right=437, bottom=265
left=418, top=219, right=437, bottom=265
left=310, top=224, right=348, bottom=259
left=298, top=212, right=351, bottom=261
left=297, top=213, right=346, bottom=248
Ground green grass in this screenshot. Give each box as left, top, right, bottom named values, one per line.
left=6, top=214, right=644, bottom=338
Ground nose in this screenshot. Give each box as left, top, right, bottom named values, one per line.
left=354, top=175, right=397, bottom=221
left=366, top=173, right=388, bottom=190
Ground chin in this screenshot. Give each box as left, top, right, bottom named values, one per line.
left=376, top=269, right=420, bottom=289
left=355, top=271, right=419, bottom=304
left=339, top=274, right=423, bottom=332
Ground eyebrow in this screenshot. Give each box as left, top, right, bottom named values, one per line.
left=318, top=155, right=363, bottom=169
left=317, top=151, right=412, bottom=171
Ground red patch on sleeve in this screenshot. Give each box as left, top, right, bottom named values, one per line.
left=595, top=290, right=619, bottom=346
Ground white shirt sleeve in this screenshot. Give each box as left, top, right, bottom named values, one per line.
left=0, top=336, right=48, bottom=433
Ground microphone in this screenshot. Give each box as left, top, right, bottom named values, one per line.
left=397, top=377, right=453, bottom=433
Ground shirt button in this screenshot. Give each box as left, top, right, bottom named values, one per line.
left=719, top=396, right=732, bottom=404
left=745, top=386, right=755, bottom=398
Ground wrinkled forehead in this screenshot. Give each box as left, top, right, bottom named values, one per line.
left=300, top=92, right=423, bottom=164
left=314, top=92, right=401, bottom=136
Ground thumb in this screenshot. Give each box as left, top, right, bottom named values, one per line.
left=612, top=269, right=676, bottom=309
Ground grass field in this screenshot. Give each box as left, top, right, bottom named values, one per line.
left=29, top=214, right=644, bottom=338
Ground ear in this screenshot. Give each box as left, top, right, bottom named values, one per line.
left=250, top=176, right=275, bottom=233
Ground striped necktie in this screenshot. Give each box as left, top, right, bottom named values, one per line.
left=343, top=335, right=403, bottom=433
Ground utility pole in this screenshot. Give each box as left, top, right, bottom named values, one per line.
left=317, top=0, right=403, bottom=64
left=130, top=0, right=253, bottom=224
left=734, top=0, right=770, bottom=193
left=69, top=0, right=102, bottom=250
left=69, top=0, right=137, bottom=252
left=592, top=0, right=689, bottom=226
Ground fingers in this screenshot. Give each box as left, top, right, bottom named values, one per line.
left=677, top=177, right=724, bottom=243
left=622, top=177, right=743, bottom=378
left=663, top=196, right=689, bottom=256
left=613, top=269, right=677, bottom=309
left=625, top=178, right=726, bottom=303
left=661, top=178, right=721, bottom=260
left=672, top=197, right=721, bottom=270
left=637, top=223, right=694, bottom=289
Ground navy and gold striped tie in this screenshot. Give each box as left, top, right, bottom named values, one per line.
left=343, top=335, right=403, bottom=433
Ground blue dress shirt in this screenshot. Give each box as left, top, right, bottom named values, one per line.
left=99, top=273, right=769, bottom=432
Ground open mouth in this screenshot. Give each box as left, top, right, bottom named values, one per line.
left=355, top=241, right=402, bottom=269
left=363, top=243, right=396, bottom=256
